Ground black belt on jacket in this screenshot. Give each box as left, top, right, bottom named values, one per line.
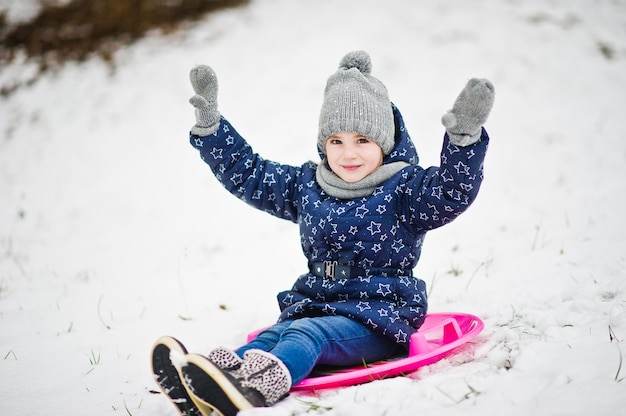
left=310, top=261, right=366, bottom=280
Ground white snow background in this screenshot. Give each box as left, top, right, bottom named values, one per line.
left=1, top=0, right=626, bottom=415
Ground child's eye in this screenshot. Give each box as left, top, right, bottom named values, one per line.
left=329, top=139, right=342, bottom=145
left=357, top=137, right=370, bottom=144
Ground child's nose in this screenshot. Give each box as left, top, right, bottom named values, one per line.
left=344, top=145, right=357, bottom=158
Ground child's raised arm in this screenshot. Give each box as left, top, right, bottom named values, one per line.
left=404, top=78, right=495, bottom=232
left=187, top=64, right=304, bottom=223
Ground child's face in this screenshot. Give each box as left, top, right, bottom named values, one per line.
left=325, top=132, right=384, bottom=183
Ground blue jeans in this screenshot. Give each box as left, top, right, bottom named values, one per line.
left=235, top=316, right=402, bottom=385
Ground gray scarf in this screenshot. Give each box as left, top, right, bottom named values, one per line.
left=316, top=160, right=409, bottom=199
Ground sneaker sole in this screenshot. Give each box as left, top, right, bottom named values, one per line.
left=151, top=336, right=203, bottom=416
left=183, top=353, right=256, bottom=416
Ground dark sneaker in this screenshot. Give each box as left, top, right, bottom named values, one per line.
left=151, top=336, right=202, bottom=416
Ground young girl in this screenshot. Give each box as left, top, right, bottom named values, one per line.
left=151, top=50, right=494, bottom=416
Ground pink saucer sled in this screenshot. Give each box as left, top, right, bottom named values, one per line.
left=246, top=312, right=484, bottom=391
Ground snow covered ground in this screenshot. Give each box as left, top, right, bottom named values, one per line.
left=1, top=0, right=625, bottom=415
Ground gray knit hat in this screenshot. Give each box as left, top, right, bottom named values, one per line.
left=318, top=51, right=394, bottom=155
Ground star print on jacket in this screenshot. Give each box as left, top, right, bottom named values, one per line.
left=190, top=103, right=489, bottom=346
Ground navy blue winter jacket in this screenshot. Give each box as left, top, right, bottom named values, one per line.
left=190, top=104, right=489, bottom=347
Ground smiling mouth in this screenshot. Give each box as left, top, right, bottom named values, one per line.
left=342, top=165, right=361, bottom=171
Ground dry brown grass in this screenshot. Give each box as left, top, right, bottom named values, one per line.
left=0, top=0, right=249, bottom=95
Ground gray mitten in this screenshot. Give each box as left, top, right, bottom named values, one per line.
left=189, top=65, right=221, bottom=136
left=441, top=78, right=495, bottom=146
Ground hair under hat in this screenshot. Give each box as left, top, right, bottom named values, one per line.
left=318, top=51, right=394, bottom=155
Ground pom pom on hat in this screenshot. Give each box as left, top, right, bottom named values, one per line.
left=318, top=51, right=394, bottom=156
left=339, top=50, right=372, bottom=74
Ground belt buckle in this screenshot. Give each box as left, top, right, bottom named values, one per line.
left=324, top=261, right=338, bottom=280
